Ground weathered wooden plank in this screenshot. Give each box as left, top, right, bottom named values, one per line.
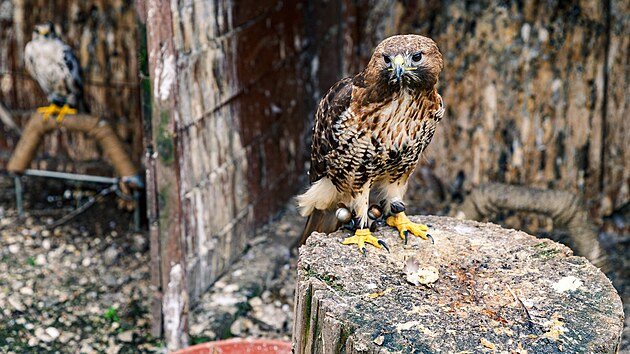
left=603, top=0, right=630, bottom=213
left=293, top=216, right=623, bottom=353
left=144, top=0, right=187, bottom=350
left=174, top=0, right=308, bottom=312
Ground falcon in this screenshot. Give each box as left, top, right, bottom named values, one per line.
left=297, top=34, right=445, bottom=254
left=24, top=22, right=87, bottom=122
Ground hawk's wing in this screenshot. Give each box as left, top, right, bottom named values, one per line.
left=299, top=78, right=353, bottom=245
left=309, top=77, right=353, bottom=183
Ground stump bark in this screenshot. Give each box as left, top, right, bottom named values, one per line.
left=293, top=216, right=623, bottom=353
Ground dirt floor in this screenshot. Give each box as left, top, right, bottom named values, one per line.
left=0, top=175, right=628, bottom=353
left=0, top=175, right=300, bottom=353
left=0, top=177, right=160, bottom=353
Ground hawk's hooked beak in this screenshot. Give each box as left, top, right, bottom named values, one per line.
left=393, top=55, right=405, bottom=83
left=38, top=27, right=49, bottom=36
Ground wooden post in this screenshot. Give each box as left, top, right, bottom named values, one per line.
left=293, top=215, right=623, bottom=353
left=144, top=0, right=187, bottom=350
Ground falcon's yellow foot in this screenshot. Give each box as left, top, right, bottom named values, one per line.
left=37, top=103, right=61, bottom=122
left=55, top=104, right=77, bottom=122
left=342, top=228, right=389, bottom=255
left=386, top=212, right=433, bottom=244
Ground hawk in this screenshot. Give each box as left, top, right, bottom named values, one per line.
left=297, top=34, right=444, bottom=253
left=24, top=22, right=87, bottom=122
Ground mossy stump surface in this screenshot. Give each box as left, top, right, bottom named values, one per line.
left=293, top=216, right=623, bottom=354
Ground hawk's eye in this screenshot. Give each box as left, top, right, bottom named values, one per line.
left=383, top=55, right=391, bottom=65
left=412, top=52, right=422, bottom=62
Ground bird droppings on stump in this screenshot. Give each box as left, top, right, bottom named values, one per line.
left=293, top=215, right=623, bottom=354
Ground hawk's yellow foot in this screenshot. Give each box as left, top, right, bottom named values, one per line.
left=342, top=228, right=389, bottom=255
left=37, top=103, right=60, bottom=121
left=55, top=104, right=77, bottom=122
left=386, top=212, right=433, bottom=244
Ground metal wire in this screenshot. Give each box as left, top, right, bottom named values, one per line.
left=47, top=184, right=118, bottom=229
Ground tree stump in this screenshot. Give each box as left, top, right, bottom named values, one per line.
left=293, top=216, right=623, bottom=353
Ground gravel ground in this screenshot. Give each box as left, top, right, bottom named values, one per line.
left=0, top=176, right=300, bottom=353
left=0, top=175, right=628, bottom=352
left=0, top=198, right=160, bottom=353
left=188, top=207, right=300, bottom=344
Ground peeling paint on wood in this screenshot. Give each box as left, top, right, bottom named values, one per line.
left=142, top=1, right=313, bottom=348
left=162, top=263, right=188, bottom=351
left=153, top=49, right=175, bottom=103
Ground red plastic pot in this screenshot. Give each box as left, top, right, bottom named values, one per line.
left=172, top=338, right=293, bottom=354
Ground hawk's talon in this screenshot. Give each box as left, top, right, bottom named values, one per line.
left=342, top=228, right=385, bottom=254
left=377, top=240, right=390, bottom=253
left=386, top=212, right=431, bottom=243
left=426, top=234, right=435, bottom=244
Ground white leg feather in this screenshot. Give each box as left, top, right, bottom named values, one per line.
left=296, top=177, right=340, bottom=216
left=350, top=183, right=371, bottom=229
left=377, top=179, right=409, bottom=215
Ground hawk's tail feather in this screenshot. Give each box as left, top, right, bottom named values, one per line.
left=295, top=209, right=340, bottom=247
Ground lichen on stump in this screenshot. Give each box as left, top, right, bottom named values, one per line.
left=293, top=216, right=623, bottom=353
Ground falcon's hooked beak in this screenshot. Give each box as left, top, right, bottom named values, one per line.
left=34, top=25, right=49, bottom=37
left=36, top=26, right=49, bottom=36
left=393, top=55, right=405, bottom=83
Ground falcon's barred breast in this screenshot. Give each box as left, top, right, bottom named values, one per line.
left=297, top=34, right=445, bottom=252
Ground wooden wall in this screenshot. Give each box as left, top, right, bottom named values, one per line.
left=173, top=0, right=309, bottom=304
left=352, top=0, right=629, bottom=217
left=605, top=0, right=630, bottom=215
left=142, top=0, right=314, bottom=349
left=0, top=0, right=142, bottom=175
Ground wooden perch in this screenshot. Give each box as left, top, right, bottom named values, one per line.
left=7, top=112, right=137, bottom=178
left=293, top=216, right=623, bottom=353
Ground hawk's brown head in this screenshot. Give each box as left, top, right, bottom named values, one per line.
left=363, top=34, right=443, bottom=93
